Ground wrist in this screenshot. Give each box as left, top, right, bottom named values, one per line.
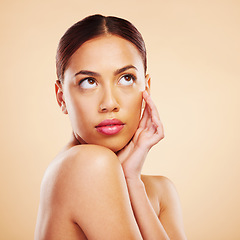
left=121, top=146, right=149, bottom=180
left=125, top=175, right=145, bottom=188
left=131, top=145, right=149, bottom=162
left=135, top=143, right=150, bottom=154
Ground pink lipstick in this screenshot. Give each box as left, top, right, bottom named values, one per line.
left=95, top=119, right=124, bottom=135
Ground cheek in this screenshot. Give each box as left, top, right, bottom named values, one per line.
left=122, top=91, right=142, bottom=120
left=128, top=89, right=142, bottom=108
left=130, top=97, right=142, bottom=113
left=65, top=93, right=96, bottom=128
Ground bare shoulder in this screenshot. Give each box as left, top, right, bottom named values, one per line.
left=45, top=144, right=116, bottom=175
left=41, top=144, right=118, bottom=199
left=141, top=174, right=175, bottom=194
left=36, top=144, right=124, bottom=240
left=141, top=175, right=178, bottom=210
left=39, top=144, right=116, bottom=206
left=141, top=174, right=172, bottom=188
left=141, top=175, right=187, bottom=239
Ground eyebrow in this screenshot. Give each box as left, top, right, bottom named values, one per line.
left=74, top=70, right=100, bottom=77
left=114, top=65, right=137, bottom=75
left=74, top=65, right=137, bottom=78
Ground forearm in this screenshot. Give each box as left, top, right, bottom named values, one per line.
left=118, top=90, right=169, bottom=239
left=126, top=178, right=169, bottom=240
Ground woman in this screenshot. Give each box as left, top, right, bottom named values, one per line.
left=35, top=14, right=187, bottom=240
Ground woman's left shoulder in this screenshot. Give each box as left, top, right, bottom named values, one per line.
left=141, top=175, right=181, bottom=212
left=141, top=174, right=175, bottom=194
left=142, top=175, right=187, bottom=239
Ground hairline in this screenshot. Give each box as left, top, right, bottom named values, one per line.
left=60, top=33, right=146, bottom=83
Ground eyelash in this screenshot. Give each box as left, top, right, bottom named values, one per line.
left=121, top=74, right=136, bottom=82
left=78, top=73, right=137, bottom=88
left=78, top=77, right=96, bottom=85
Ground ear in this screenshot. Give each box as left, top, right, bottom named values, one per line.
left=145, top=74, right=151, bottom=94
left=55, top=80, right=68, bottom=114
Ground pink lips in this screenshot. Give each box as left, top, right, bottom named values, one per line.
left=95, top=119, right=125, bottom=135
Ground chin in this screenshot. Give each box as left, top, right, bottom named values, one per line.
left=76, top=131, right=133, bottom=153
left=96, top=137, right=131, bottom=153
left=100, top=142, right=126, bottom=153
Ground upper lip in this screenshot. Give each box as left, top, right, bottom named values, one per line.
left=95, top=118, right=124, bottom=127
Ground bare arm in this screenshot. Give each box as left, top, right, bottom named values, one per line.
left=126, top=177, right=169, bottom=239
left=118, top=91, right=187, bottom=239
left=70, top=146, right=143, bottom=239
left=35, top=145, right=143, bottom=240
left=157, top=177, right=187, bottom=240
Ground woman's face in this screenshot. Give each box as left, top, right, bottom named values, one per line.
left=58, top=35, right=149, bottom=152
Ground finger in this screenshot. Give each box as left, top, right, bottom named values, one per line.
left=152, top=114, right=162, bottom=130
left=139, top=100, right=149, bottom=129
left=152, top=115, right=164, bottom=136
left=146, top=123, right=164, bottom=146
left=146, top=113, right=164, bottom=139
left=153, top=125, right=165, bottom=142
left=143, top=91, right=163, bottom=134
left=146, top=106, right=154, bottom=131
left=132, top=127, right=142, bottom=144
left=143, top=91, right=160, bottom=121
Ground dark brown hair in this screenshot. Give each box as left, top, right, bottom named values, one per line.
left=56, top=14, right=147, bottom=82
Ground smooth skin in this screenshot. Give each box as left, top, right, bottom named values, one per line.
left=35, top=35, right=187, bottom=240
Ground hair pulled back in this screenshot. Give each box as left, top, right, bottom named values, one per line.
left=56, top=14, right=147, bottom=82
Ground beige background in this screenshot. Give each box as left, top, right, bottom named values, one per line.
left=0, top=0, right=239, bottom=239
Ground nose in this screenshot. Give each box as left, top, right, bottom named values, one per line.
left=99, top=86, right=120, bottom=113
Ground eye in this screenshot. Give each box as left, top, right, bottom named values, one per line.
left=79, top=78, right=97, bottom=89
left=118, top=74, right=136, bottom=86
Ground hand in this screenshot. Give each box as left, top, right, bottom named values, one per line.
left=117, top=90, right=164, bottom=180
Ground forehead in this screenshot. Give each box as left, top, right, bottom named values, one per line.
left=66, top=35, right=144, bottom=74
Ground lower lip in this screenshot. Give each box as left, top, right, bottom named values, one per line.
left=96, top=124, right=124, bottom=135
